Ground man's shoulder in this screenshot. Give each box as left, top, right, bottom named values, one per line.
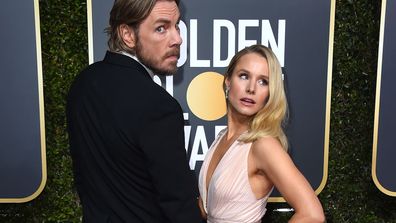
left=74, top=58, right=149, bottom=87
left=79, top=51, right=144, bottom=75
left=146, top=84, right=180, bottom=108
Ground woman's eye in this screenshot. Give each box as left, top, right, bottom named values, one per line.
left=239, top=74, right=248, bottom=80
left=258, top=79, right=268, bottom=86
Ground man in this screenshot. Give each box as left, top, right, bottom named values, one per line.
left=66, top=0, right=202, bottom=222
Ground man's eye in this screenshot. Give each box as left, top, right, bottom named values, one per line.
left=156, top=26, right=165, bottom=33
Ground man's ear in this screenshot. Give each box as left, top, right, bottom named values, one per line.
left=119, top=24, right=136, bottom=48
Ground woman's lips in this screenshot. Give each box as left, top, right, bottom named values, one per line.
left=240, top=98, right=256, bottom=105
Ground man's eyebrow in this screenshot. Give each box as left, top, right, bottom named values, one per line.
left=154, top=15, right=181, bottom=25
left=154, top=18, right=171, bottom=24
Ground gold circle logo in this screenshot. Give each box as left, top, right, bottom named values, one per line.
left=186, top=72, right=227, bottom=121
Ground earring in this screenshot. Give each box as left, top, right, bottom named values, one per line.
left=225, top=86, right=230, bottom=99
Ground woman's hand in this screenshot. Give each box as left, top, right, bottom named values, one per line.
left=198, top=196, right=207, bottom=219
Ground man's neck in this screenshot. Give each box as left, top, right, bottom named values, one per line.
left=119, top=51, right=155, bottom=79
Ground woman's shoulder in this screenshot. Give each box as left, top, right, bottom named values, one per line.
left=251, top=136, right=285, bottom=157
left=253, top=136, right=282, bottom=149
left=251, top=136, right=292, bottom=172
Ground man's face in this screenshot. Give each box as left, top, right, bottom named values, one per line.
left=135, top=1, right=182, bottom=75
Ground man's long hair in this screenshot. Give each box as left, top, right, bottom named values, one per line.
left=106, top=0, right=180, bottom=54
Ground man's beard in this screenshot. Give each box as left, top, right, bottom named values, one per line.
left=135, top=38, right=180, bottom=75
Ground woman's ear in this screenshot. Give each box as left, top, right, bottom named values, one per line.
left=225, top=77, right=230, bottom=89
left=119, top=24, right=136, bottom=48
left=224, top=78, right=231, bottom=99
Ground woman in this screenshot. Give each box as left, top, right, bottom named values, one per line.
left=198, top=45, right=325, bottom=223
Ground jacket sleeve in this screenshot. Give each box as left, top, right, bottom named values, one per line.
left=137, top=102, right=203, bottom=223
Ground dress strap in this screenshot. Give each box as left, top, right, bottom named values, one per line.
left=211, top=127, right=228, bottom=147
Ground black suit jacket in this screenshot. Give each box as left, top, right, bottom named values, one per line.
left=67, top=51, right=202, bottom=223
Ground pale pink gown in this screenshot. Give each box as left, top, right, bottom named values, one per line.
left=199, top=129, right=273, bottom=223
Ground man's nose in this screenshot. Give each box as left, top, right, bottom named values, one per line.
left=170, top=28, right=182, bottom=47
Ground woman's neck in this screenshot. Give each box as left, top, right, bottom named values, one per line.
left=226, top=110, right=251, bottom=140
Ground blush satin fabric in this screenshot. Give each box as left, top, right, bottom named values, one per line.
left=199, top=129, right=272, bottom=223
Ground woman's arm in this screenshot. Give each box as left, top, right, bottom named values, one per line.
left=251, top=137, right=325, bottom=223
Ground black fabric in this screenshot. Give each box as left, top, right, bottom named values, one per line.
left=66, top=51, right=202, bottom=223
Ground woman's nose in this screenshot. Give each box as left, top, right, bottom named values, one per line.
left=246, top=81, right=255, bottom=94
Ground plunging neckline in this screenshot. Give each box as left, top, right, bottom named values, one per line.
left=204, top=129, right=245, bottom=195
left=199, top=129, right=273, bottom=222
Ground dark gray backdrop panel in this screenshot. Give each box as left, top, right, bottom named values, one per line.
left=0, top=1, right=45, bottom=201
left=374, top=0, right=396, bottom=195
left=90, top=0, right=332, bottom=198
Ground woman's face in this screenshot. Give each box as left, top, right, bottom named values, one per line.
left=226, top=52, right=270, bottom=118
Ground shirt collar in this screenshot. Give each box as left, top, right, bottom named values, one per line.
left=119, top=51, right=155, bottom=79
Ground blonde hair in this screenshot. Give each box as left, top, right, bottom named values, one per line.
left=224, top=44, right=289, bottom=150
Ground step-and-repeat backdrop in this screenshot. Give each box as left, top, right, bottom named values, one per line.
left=0, top=0, right=46, bottom=203
left=88, top=0, right=334, bottom=201
left=372, top=0, right=396, bottom=197
left=11, top=0, right=396, bottom=203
